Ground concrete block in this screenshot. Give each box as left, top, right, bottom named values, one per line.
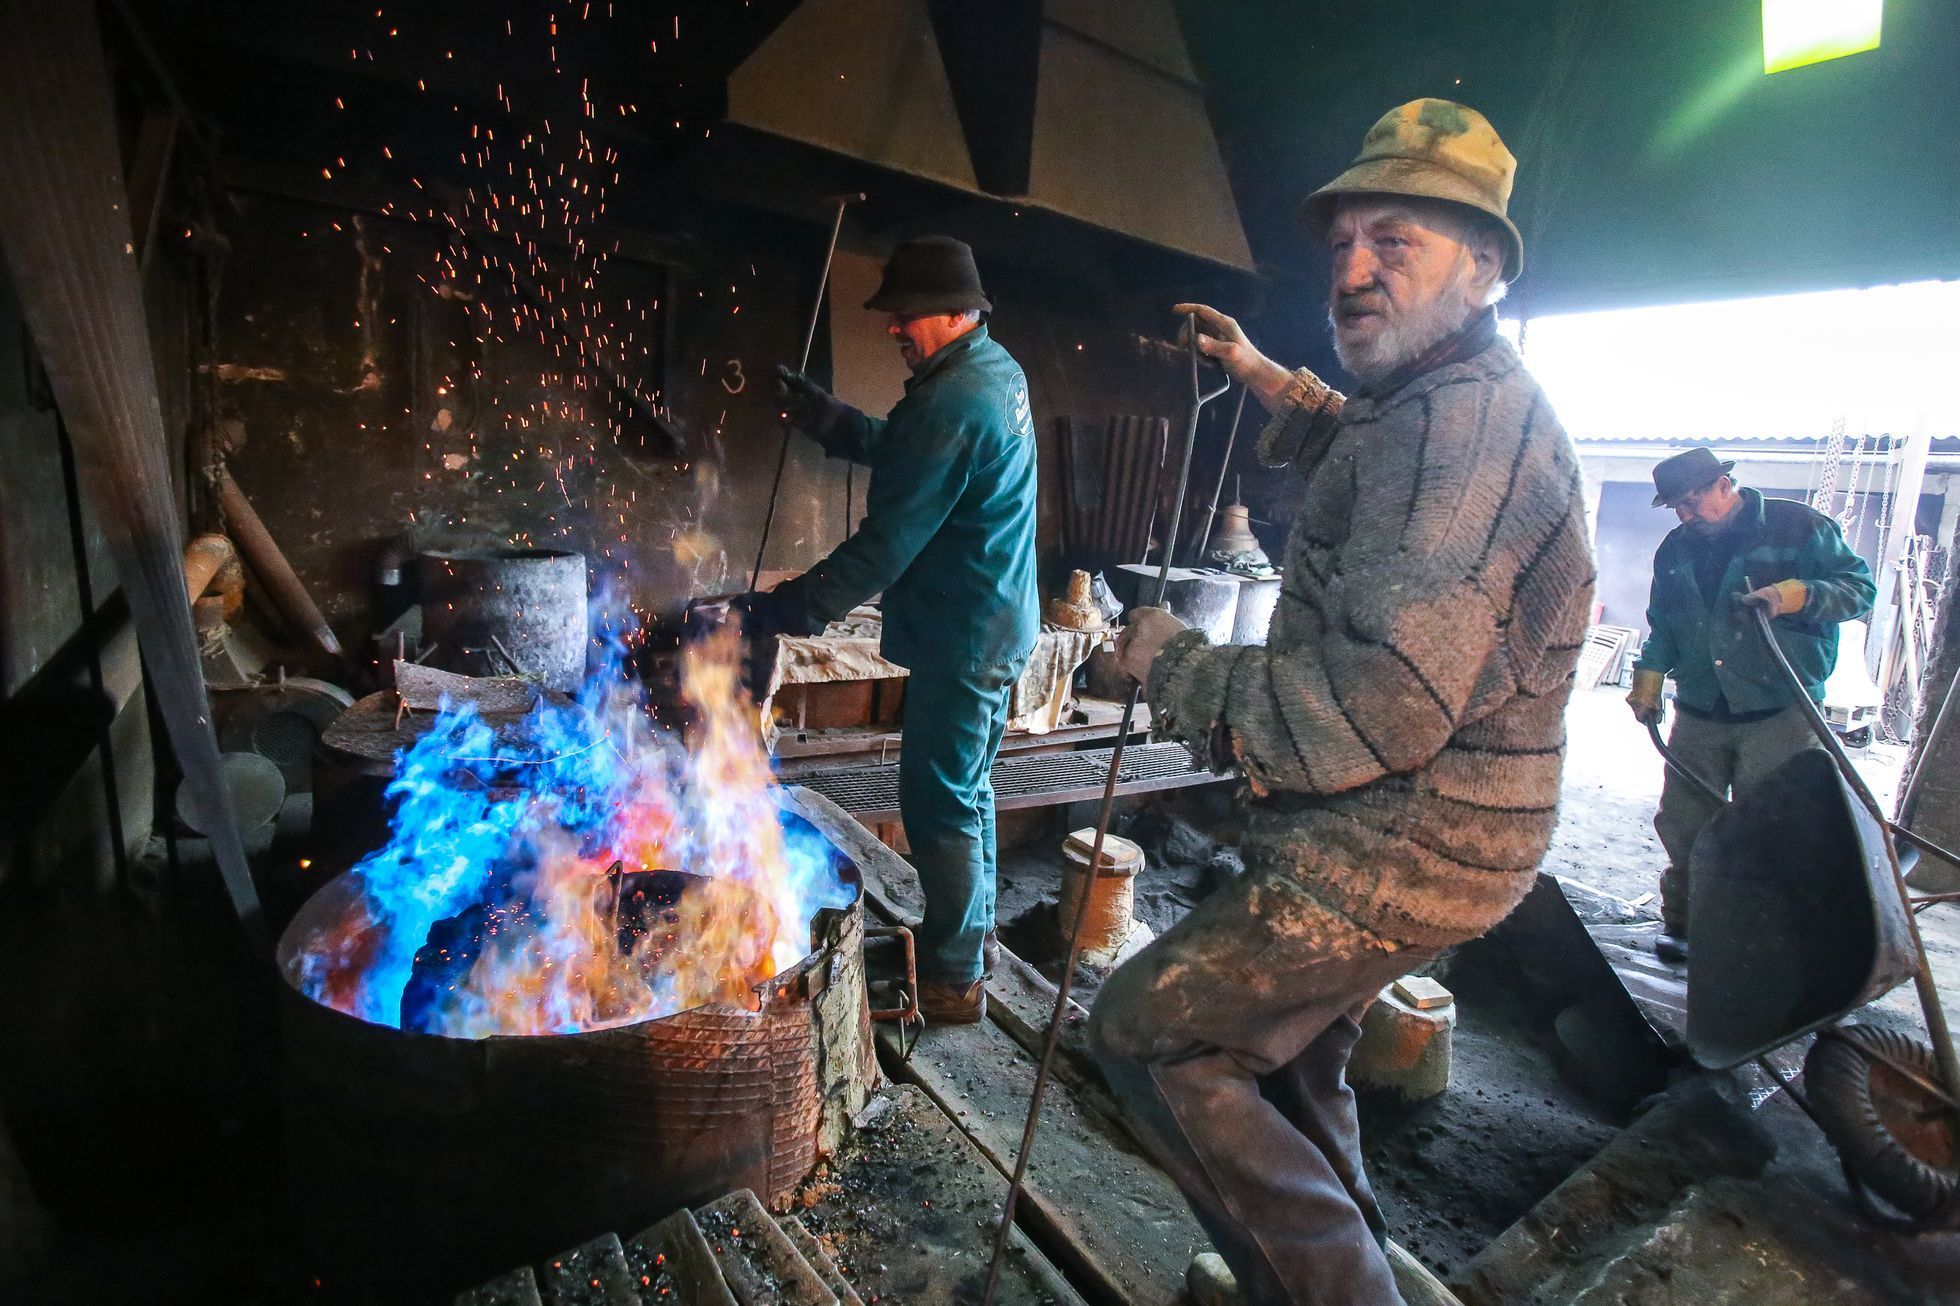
left=454, top=1266, right=545, bottom=1306
left=540, top=1233, right=637, bottom=1306
left=694, top=1190, right=837, bottom=1306
left=625, top=1210, right=737, bottom=1305
left=1351, top=978, right=1457, bottom=1101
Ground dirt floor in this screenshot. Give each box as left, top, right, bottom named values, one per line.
left=991, top=684, right=1960, bottom=1283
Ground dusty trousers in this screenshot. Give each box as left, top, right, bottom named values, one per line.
left=898, top=658, right=1021, bottom=985
left=1654, top=706, right=1821, bottom=933
left=1089, top=864, right=1436, bottom=1305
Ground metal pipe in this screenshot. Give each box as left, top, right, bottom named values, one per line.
left=1186, top=384, right=1247, bottom=563
left=211, top=466, right=343, bottom=657
left=983, top=316, right=1230, bottom=1303
left=1746, top=605, right=1960, bottom=1107
left=750, top=192, right=863, bottom=591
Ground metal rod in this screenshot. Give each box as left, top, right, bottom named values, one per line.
left=750, top=193, right=862, bottom=591
left=982, top=316, right=1229, bottom=1303
left=1186, top=384, right=1248, bottom=563
left=1745, top=605, right=1960, bottom=1106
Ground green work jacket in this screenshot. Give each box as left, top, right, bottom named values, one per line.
left=1632, top=488, right=1875, bottom=714
left=778, top=324, right=1039, bottom=674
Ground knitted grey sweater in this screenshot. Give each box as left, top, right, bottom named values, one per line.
left=1148, top=336, right=1596, bottom=950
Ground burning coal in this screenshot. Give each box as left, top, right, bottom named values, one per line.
left=290, top=611, right=850, bottom=1038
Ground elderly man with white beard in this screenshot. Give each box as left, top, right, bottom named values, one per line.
left=1087, top=101, right=1597, bottom=1305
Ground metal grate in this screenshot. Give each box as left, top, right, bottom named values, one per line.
left=795, top=741, right=1223, bottom=820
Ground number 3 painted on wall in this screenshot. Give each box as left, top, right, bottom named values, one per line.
left=720, top=359, right=746, bottom=394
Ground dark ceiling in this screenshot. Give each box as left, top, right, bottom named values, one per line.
left=145, top=0, right=1960, bottom=333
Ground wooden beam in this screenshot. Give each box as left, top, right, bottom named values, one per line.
left=0, top=0, right=265, bottom=948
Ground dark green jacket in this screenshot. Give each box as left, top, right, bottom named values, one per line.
left=1633, top=488, right=1874, bottom=714
left=778, top=324, right=1039, bottom=674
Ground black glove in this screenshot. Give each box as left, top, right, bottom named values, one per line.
left=775, top=366, right=854, bottom=442
left=729, top=586, right=822, bottom=702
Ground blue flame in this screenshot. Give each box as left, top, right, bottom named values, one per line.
left=293, top=594, right=853, bottom=1036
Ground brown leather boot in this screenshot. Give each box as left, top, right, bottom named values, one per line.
left=982, top=929, right=1000, bottom=978
left=917, top=978, right=986, bottom=1024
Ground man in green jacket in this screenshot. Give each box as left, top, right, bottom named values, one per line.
left=1627, top=447, right=1875, bottom=962
left=738, top=236, right=1039, bottom=1022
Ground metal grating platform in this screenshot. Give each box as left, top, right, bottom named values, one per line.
left=793, top=740, right=1224, bottom=821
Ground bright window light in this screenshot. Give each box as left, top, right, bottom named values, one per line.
left=1764, top=0, right=1882, bottom=74
left=1505, top=279, right=1960, bottom=442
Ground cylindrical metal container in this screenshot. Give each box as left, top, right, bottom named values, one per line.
left=277, top=805, right=873, bottom=1297
left=1059, top=830, right=1144, bottom=957
left=419, top=548, right=588, bottom=690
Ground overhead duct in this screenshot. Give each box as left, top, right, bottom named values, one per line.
left=727, top=0, right=1254, bottom=273
left=927, top=0, right=1042, bottom=196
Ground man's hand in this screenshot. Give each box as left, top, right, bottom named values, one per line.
left=1171, top=303, right=1296, bottom=410
left=1116, top=606, right=1189, bottom=685
left=1626, top=668, right=1666, bottom=725
left=775, top=366, right=848, bottom=437
left=1739, top=579, right=1807, bottom=618
left=729, top=587, right=821, bottom=702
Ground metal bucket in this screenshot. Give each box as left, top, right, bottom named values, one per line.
left=1686, top=748, right=1918, bottom=1068
left=419, top=548, right=588, bottom=690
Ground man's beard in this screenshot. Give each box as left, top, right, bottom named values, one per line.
left=1329, top=265, right=1477, bottom=384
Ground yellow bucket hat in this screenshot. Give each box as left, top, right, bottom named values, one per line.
left=1301, top=98, right=1525, bottom=281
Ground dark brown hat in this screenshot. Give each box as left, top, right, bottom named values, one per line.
left=864, top=236, right=992, bottom=315
left=1651, top=447, right=1737, bottom=507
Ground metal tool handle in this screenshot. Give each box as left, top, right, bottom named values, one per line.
left=750, top=192, right=864, bottom=591
left=1186, top=385, right=1248, bottom=564
left=982, top=313, right=1230, bottom=1303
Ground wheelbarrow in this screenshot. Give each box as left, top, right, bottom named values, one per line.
left=1645, top=604, right=1960, bottom=1226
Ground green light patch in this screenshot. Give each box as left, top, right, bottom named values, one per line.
left=1763, top=0, right=1882, bottom=74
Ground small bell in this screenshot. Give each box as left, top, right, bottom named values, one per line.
left=1207, top=503, right=1270, bottom=572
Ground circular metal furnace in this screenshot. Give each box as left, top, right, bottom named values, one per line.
left=275, top=808, right=874, bottom=1294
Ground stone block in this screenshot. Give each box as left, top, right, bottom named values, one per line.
left=1351, top=977, right=1457, bottom=1100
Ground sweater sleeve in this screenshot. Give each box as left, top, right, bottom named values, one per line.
left=1254, top=367, right=1346, bottom=472
left=1149, top=386, right=1531, bottom=797
left=1795, top=516, right=1876, bottom=624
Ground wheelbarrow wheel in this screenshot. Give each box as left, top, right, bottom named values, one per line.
left=1805, top=1024, right=1959, bottom=1218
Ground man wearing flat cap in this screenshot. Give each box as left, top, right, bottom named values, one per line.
left=738, top=236, right=1039, bottom=1024
left=1090, top=100, right=1596, bottom=1303
left=1627, top=448, right=1873, bottom=962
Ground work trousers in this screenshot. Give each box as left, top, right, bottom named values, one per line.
left=1089, top=864, right=1436, bottom=1306
left=1654, top=705, right=1821, bottom=933
left=898, top=658, right=1021, bottom=985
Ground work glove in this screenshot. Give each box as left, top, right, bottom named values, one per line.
left=1738, top=579, right=1807, bottom=618
left=1115, top=606, right=1189, bottom=686
left=774, top=367, right=855, bottom=444
left=730, top=585, right=822, bottom=703
left=1626, top=668, right=1666, bottom=725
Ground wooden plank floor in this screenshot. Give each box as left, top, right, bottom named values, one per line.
left=798, top=785, right=1205, bottom=1306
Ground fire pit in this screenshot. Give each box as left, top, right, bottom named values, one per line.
left=275, top=620, right=877, bottom=1290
